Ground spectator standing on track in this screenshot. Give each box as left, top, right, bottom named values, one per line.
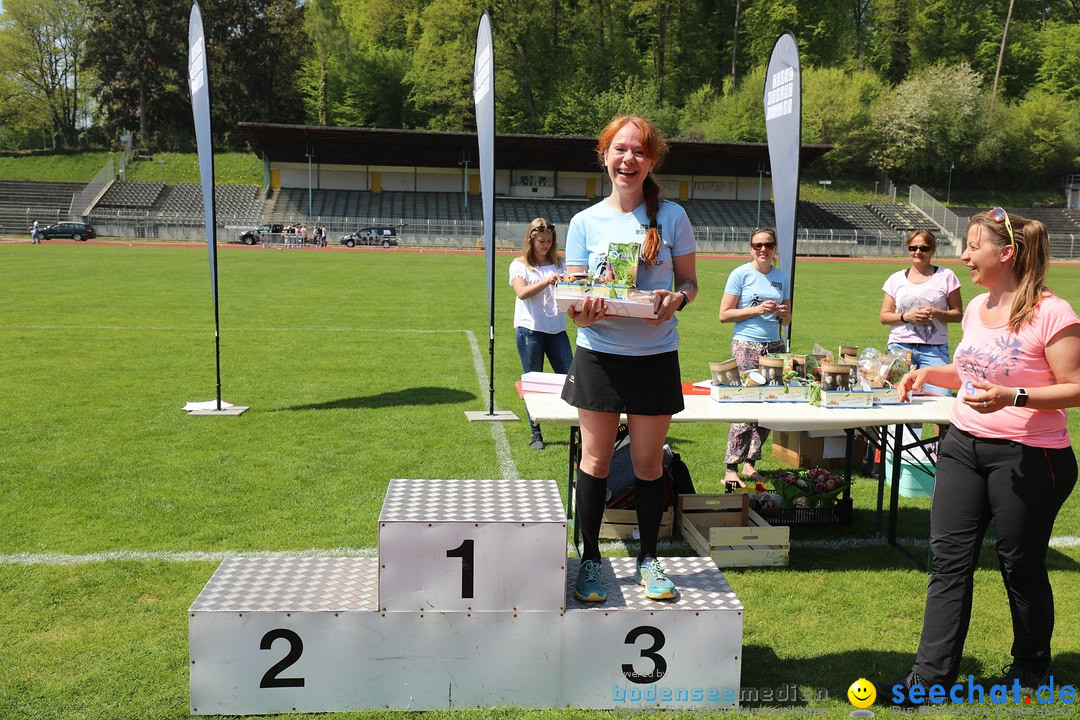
left=561, top=115, right=697, bottom=604
left=29, top=219, right=41, bottom=244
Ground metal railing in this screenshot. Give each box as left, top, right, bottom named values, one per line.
left=70, top=158, right=116, bottom=219
left=908, top=184, right=966, bottom=254
left=38, top=206, right=1080, bottom=259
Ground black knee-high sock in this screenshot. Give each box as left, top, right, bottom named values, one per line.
left=576, top=468, right=608, bottom=562
left=635, top=476, right=667, bottom=563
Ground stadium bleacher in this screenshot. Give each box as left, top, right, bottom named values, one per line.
left=0, top=180, right=86, bottom=234
left=96, top=181, right=165, bottom=209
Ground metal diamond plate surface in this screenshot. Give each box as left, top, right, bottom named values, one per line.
left=379, top=479, right=565, bottom=523
left=189, top=557, right=378, bottom=612
left=566, top=557, right=743, bottom=612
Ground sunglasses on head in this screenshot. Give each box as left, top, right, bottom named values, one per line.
left=908, top=245, right=932, bottom=253
left=988, top=207, right=1015, bottom=247
left=751, top=241, right=776, bottom=251
left=531, top=223, right=554, bottom=233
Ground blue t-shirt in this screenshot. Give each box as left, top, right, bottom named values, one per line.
left=723, top=263, right=788, bottom=342
left=565, top=199, right=696, bottom=355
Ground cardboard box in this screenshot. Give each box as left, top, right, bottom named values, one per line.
left=710, top=385, right=766, bottom=402
left=760, top=385, right=811, bottom=403
left=821, top=390, right=874, bottom=408
left=600, top=507, right=674, bottom=540
left=771, top=429, right=867, bottom=469
left=555, top=283, right=659, bottom=318
left=677, top=494, right=789, bottom=568
left=871, top=387, right=904, bottom=405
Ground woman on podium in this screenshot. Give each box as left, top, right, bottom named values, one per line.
left=887, top=209, right=1080, bottom=703
left=560, top=115, right=697, bottom=603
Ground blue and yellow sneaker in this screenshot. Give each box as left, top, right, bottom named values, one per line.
left=574, top=559, right=606, bottom=602
left=635, top=557, right=676, bottom=600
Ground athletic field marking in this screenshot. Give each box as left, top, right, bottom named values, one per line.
left=465, top=329, right=518, bottom=480
left=11, top=325, right=464, bottom=333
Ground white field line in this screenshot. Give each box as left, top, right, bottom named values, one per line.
left=11, top=325, right=464, bottom=333
left=464, top=329, right=518, bottom=481
left=6, top=537, right=1079, bottom=567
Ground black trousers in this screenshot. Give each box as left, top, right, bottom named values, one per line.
left=914, top=428, right=1076, bottom=682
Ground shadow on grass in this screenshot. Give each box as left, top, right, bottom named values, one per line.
left=280, top=386, right=476, bottom=411
left=739, top=646, right=993, bottom=708
left=741, top=648, right=1080, bottom=708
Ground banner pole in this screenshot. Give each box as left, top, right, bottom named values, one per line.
left=184, top=2, right=247, bottom=416
left=466, top=10, right=516, bottom=424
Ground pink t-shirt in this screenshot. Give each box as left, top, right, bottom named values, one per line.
left=882, top=266, right=961, bottom=346
left=950, top=293, right=1080, bottom=448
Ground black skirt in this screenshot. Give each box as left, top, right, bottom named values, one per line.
left=561, top=348, right=683, bottom=416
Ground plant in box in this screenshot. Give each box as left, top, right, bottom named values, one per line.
left=773, top=468, right=849, bottom=507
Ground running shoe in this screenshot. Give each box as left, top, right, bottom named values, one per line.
left=574, top=559, right=606, bottom=602
left=635, top=557, right=676, bottom=600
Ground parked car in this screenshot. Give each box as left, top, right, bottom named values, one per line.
left=40, top=221, right=96, bottom=241
left=339, top=226, right=399, bottom=248
left=234, top=223, right=284, bottom=245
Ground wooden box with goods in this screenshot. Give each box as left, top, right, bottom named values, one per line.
left=676, top=494, right=789, bottom=568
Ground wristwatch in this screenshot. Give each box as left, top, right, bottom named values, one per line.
left=1013, top=388, right=1029, bottom=407
left=676, top=291, right=689, bottom=311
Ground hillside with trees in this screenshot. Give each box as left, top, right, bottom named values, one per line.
left=1, top=0, right=1078, bottom=190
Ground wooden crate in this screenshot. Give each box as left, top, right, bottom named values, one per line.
left=677, top=494, right=790, bottom=568
left=599, top=507, right=674, bottom=540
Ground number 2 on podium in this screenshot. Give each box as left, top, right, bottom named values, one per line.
left=446, top=538, right=474, bottom=598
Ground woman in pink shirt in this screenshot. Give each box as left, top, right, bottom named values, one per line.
left=882, top=210, right=1080, bottom=705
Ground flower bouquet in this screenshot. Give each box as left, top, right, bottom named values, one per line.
left=773, top=468, right=849, bottom=507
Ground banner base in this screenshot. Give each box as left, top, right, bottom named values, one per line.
left=465, top=410, right=518, bottom=422
left=187, top=405, right=249, bottom=416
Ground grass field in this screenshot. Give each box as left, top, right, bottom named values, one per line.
left=2, top=241, right=1079, bottom=719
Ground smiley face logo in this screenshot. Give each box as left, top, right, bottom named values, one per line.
left=848, top=678, right=876, bottom=708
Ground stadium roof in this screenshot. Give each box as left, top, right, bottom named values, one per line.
left=238, top=123, right=831, bottom=177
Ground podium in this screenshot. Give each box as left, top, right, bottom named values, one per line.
left=189, top=479, right=745, bottom=713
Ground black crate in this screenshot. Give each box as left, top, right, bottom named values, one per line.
left=750, top=496, right=853, bottom=526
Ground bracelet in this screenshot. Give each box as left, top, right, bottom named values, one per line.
left=899, top=312, right=907, bottom=323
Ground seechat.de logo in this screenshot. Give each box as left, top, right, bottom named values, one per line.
left=847, top=678, right=875, bottom=717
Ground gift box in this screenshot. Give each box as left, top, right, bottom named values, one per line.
left=554, top=283, right=658, bottom=318
left=710, top=385, right=766, bottom=402
left=821, top=390, right=874, bottom=408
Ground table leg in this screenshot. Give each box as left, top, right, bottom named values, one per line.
left=566, top=426, right=580, bottom=557
left=874, top=426, right=886, bottom=537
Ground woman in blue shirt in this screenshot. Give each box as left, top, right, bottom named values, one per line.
left=719, top=228, right=791, bottom=487
left=561, top=115, right=697, bottom=604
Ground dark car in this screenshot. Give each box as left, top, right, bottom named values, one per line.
left=234, top=223, right=284, bottom=245
left=339, top=226, right=399, bottom=248
left=40, top=221, right=96, bottom=241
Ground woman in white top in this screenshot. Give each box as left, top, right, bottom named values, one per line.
left=879, top=229, right=963, bottom=395
left=510, top=217, right=573, bottom=450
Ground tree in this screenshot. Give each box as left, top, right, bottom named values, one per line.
left=404, top=0, right=481, bottom=130
left=801, top=66, right=886, bottom=176
left=1035, top=21, right=1080, bottom=100
left=999, top=91, right=1080, bottom=180
left=85, top=0, right=188, bottom=149
left=300, top=0, right=348, bottom=126
left=871, top=61, right=986, bottom=180
left=204, top=0, right=306, bottom=148
left=0, top=0, right=92, bottom=148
